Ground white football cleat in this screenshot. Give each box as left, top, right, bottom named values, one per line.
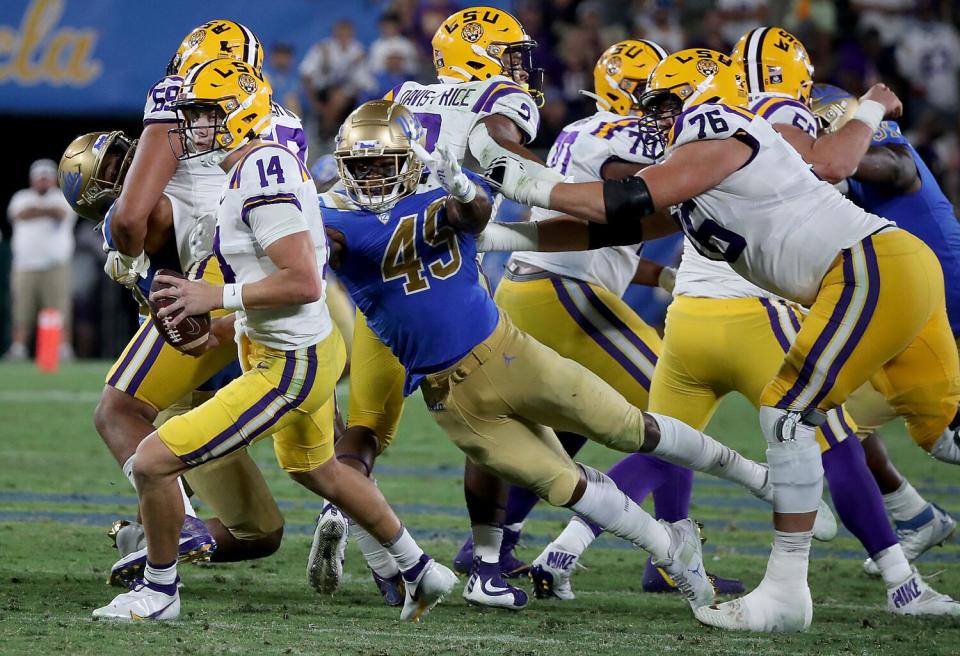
left=92, top=580, right=180, bottom=621
left=864, top=503, right=956, bottom=576
left=307, top=503, right=349, bottom=594
left=652, top=519, right=714, bottom=611
left=528, top=547, right=578, bottom=601
left=813, top=498, right=838, bottom=542
left=695, top=578, right=812, bottom=632
left=400, top=555, right=457, bottom=622
left=887, top=568, right=960, bottom=616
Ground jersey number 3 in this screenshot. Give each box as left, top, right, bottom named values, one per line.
left=382, top=203, right=462, bottom=294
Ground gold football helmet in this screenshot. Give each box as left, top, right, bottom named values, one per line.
left=167, top=20, right=264, bottom=78
left=432, top=7, right=543, bottom=105
left=334, top=100, right=425, bottom=212
left=58, top=131, right=137, bottom=223
left=170, top=59, right=273, bottom=167
left=732, top=26, right=814, bottom=103
left=586, top=39, right=668, bottom=115
left=809, top=84, right=859, bottom=134
left=640, top=49, right=748, bottom=143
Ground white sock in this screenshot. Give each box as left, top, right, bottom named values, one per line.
left=570, top=466, right=671, bottom=561
left=764, top=530, right=812, bottom=586
left=648, top=412, right=768, bottom=494
left=383, top=526, right=424, bottom=572
left=505, top=521, right=524, bottom=533
left=144, top=559, right=178, bottom=590
left=883, top=480, right=928, bottom=523
left=873, top=544, right=914, bottom=588
left=473, top=524, right=503, bottom=564
left=177, top=478, right=197, bottom=518
left=352, top=522, right=399, bottom=577
left=552, top=516, right=597, bottom=558
left=123, top=455, right=137, bottom=491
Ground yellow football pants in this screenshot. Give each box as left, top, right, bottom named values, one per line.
left=105, top=257, right=237, bottom=412
left=494, top=275, right=660, bottom=408
left=158, top=329, right=345, bottom=473
left=650, top=295, right=856, bottom=452
left=760, top=229, right=960, bottom=448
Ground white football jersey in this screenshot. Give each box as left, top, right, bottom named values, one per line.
left=673, top=238, right=776, bottom=299
left=667, top=102, right=893, bottom=305
left=142, top=75, right=308, bottom=270
left=387, top=75, right=540, bottom=164
left=513, top=111, right=662, bottom=296
left=215, top=142, right=332, bottom=350
left=748, top=94, right=818, bottom=137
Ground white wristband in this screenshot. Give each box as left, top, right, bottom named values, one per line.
left=657, top=266, right=677, bottom=293
left=222, top=283, right=245, bottom=311
left=475, top=222, right=540, bottom=253
left=453, top=179, right=478, bottom=204
left=851, top=99, right=885, bottom=133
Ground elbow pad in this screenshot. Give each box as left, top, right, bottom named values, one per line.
left=603, top=177, right=655, bottom=228
left=586, top=221, right=644, bottom=250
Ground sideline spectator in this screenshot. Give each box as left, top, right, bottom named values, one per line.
left=368, top=12, right=419, bottom=77
left=299, top=19, right=372, bottom=137
left=895, top=0, right=960, bottom=116
left=4, top=159, right=76, bottom=361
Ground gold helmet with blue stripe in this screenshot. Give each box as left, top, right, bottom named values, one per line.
left=170, top=59, right=273, bottom=167
left=58, top=131, right=137, bottom=223
left=809, top=83, right=859, bottom=134
left=167, top=20, right=264, bottom=78
left=732, top=26, right=814, bottom=103
left=585, top=39, right=668, bottom=116
left=432, top=7, right=543, bottom=105
left=334, top=100, right=425, bottom=212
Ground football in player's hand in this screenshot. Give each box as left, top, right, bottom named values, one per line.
left=148, top=269, right=211, bottom=356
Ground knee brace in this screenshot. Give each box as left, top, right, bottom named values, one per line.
left=930, top=427, right=960, bottom=464
left=760, top=406, right=824, bottom=514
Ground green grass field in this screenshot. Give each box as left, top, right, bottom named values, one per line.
left=1, top=362, right=959, bottom=655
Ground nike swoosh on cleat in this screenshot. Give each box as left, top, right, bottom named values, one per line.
left=130, top=598, right=176, bottom=621
left=479, top=578, right=513, bottom=596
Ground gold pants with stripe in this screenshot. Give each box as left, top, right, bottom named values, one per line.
left=651, top=296, right=856, bottom=452
left=105, top=256, right=237, bottom=412
left=158, top=329, right=345, bottom=473
left=760, top=229, right=960, bottom=448
left=493, top=275, right=660, bottom=408
left=420, top=313, right=646, bottom=506
left=157, top=391, right=284, bottom=541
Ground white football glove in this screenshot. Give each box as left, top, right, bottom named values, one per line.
left=104, top=249, right=151, bottom=288
left=658, top=266, right=677, bottom=293
left=484, top=154, right=563, bottom=208
left=411, top=142, right=477, bottom=203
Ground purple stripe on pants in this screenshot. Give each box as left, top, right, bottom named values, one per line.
left=107, top=323, right=155, bottom=388
left=760, top=298, right=791, bottom=352
left=575, top=281, right=660, bottom=368
left=125, top=336, right=166, bottom=396
left=780, top=247, right=858, bottom=408
left=551, top=279, right=651, bottom=390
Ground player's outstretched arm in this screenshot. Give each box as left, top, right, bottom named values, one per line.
left=852, top=144, right=920, bottom=193
left=776, top=83, right=903, bottom=183
left=108, top=124, right=179, bottom=256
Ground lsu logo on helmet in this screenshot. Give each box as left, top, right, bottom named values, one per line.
left=732, top=26, right=814, bottom=103
left=167, top=20, right=264, bottom=78
left=586, top=40, right=668, bottom=115
left=432, top=7, right=544, bottom=105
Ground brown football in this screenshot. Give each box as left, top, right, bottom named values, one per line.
left=148, top=269, right=211, bottom=357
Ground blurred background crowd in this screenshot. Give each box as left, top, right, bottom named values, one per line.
left=1, top=0, right=959, bottom=360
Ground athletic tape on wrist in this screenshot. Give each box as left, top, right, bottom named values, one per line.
left=222, top=283, right=245, bottom=311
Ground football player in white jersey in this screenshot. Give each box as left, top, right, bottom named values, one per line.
left=735, top=26, right=959, bottom=578
left=488, top=48, right=960, bottom=631
left=93, top=60, right=454, bottom=622
left=85, top=20, right=310, bottom=585
left=310, top=6, right=558, bottom=609
left=484, top=39, right=741, bottom=598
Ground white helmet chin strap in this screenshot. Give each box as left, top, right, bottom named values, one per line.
left=685, top=73, right=716, bottom=108
left=578, top=89, right=612, bottom=113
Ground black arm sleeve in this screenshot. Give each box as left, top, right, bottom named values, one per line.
left=586, top=221, right=644, bottom=249
left=603, top=176, right=655, bottom=227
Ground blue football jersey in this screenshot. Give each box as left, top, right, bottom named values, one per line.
left=847, top=121, right=960, bottom=333
left=322, top=172, right=499, bottom=395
